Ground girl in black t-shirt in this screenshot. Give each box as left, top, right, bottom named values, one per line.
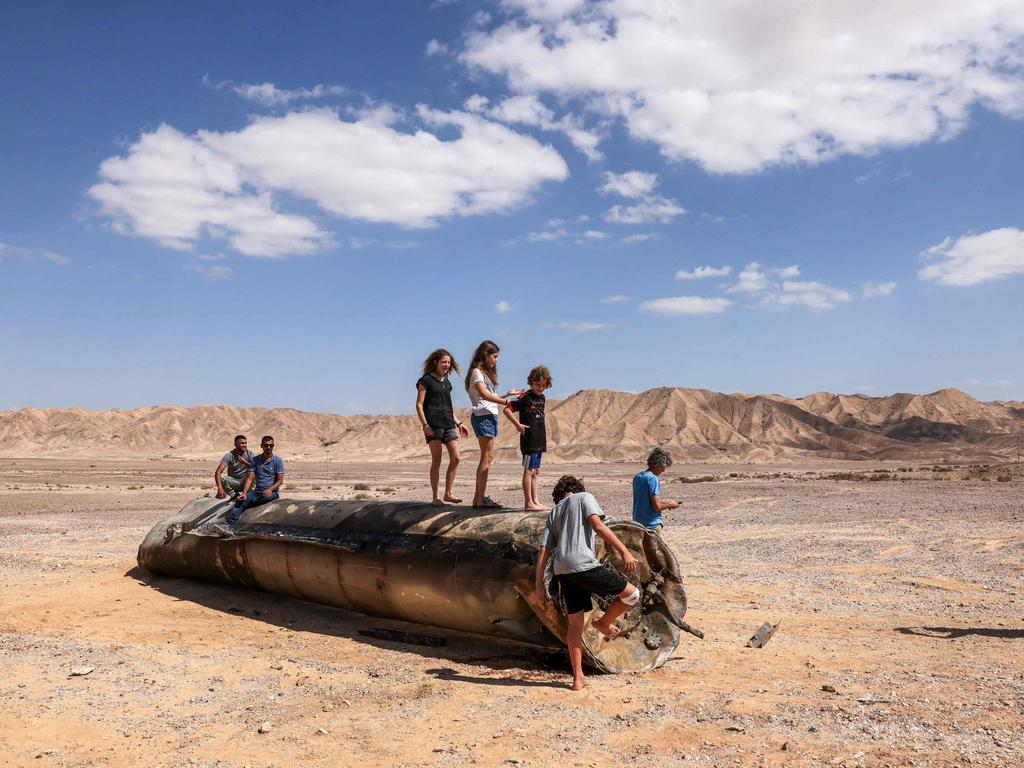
left=416, top=348, right=469, bottom=506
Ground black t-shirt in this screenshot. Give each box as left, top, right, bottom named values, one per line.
left=511, top=391, right=546, bottom=454
left=417, top=374, right=456, bottom=430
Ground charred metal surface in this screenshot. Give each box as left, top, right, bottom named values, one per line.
left=138, top=497, right=690, bottom=672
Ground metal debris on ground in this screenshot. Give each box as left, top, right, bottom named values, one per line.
left=745, top=621, right=779, bottom=648
left=359, top=627, right=447, bottom=647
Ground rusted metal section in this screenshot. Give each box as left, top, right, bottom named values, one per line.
left=138, top=497, right=690, bottom=672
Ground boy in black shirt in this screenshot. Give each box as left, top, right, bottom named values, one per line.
left=506, top=365, right=552, bottom=510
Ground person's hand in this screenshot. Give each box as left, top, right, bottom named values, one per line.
left=422, top=423, right=434, bottom=437
left=458, top=424, right=469, bottom=438
left=669, top=500, right=680, bottom=510
left=215, top=490, right=226, bottom=499
left=506, top=388, right=525, bottom=397
left=621, top=551, right=638, bottom=574
left=262, top=488, right=274, bottom=498
left=534, top=587, right=548, bottom=606
left=516, top=423, right=528, bottom=434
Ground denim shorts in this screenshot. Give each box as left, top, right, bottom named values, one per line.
left=425, top=425, right=459, bottom=444
left=471, top=413, right=498, bottom=438
left=522, top=452, right=542, bottom=470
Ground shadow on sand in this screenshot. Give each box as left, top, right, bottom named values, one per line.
left=125, top=565, right=569, bottom=683
left=426, top=667, right=567, bottom=689
left=894, top=626, right=1024, bottom=640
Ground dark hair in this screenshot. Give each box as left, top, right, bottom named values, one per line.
left=527, top=365, right=552, bottom=387
left=261, top=435, right=274, bottom=444
left=465, top=340, right=500, bottom=391
left=552, top=475, right=585, bottom=503
left=422, top=348, right=460, bottom=377
left=233, top=434, right=246, bottom=443
left=647, top=446, right=672, bottom=468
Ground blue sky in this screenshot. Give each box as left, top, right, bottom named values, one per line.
left=3, top=0, right=1023, bottom=413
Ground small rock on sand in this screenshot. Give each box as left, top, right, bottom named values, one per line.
left=69, top=666, right=94, bottom=677
left=257, top=722, right=272, bottom=734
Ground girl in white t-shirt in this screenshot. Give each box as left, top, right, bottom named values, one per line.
left=464, top=340, right=525, bottom=508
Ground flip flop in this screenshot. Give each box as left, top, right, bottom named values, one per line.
left=476, top=496, right=504, bottom=509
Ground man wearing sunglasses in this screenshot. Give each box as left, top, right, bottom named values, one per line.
left=218, top=435, right=285, bottom=532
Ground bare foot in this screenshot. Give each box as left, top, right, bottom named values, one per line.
left=443, top=493, right=462, bottom=504
left=570, top=678, right=586, bottom=691
left=525, top=503, right=547, bottom=511
left=431, top=498, right=446, bottom=507
left=591, top=619, right=621, bottom=639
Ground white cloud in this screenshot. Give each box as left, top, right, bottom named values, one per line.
left=676, top=265, right=732, bottom=281
left=0, top=241, right=71, bottom=266
left=919, top=228, right=1024, bottom=286
left=90, top=108, right=568, bottom=256
left=545, top=320, right=613, bottom=332
left=229, top=82, right=347, bottom=106
left=771, top=280, right=853, bottom=310
left=726, top=261, right=852, bottom=309
left=425, top=39, right=450, bottom=56
left=599, top=170, right=658, bottom=198
left=474, top=93, right=603, bottom=160
left=462, top=1, right=1024, bottom=173
left=640, top=296, right=732, bottom=315
left=600, top=294, right=632, bottom=304
left=495, top=299, right=514, bottom=313
left=606, top=197, right=685, bottom=224
left=862, top=280, right=897, bottom=298
left=582, top=229, right=608, bottom=240
left=622, top=233, right=655, bottom=243
left=527, top=228, right=567, bottom=242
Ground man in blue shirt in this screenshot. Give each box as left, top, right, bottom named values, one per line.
left=218, top=435, right=285, bottom=531
left=632, top=447, right=679, bottom=531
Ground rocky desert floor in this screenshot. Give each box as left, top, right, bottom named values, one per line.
left=1, top=457, right=1023, bottom=768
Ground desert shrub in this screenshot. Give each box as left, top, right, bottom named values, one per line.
left=352, top=483, right=371, bottom=491
left=678, top=475, right=719, bottom=483
left=353, top=492, right=372, bottom=500
left=826, top=472, right=869, bottom=481
left=310, top=484, right=322, bottom=490
left=376, top=486, right=396, bottom=493
left=128, top=485, right=143, bottom=490
left=869, top=473, right=891, bottom=481
left=728, top=472, right=739, bottom=478
left=997, top=475, right=1011, bottom=482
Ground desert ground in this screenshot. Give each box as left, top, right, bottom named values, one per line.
left=1, top=458, right=1022, bottom=768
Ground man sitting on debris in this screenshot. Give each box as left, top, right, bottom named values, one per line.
left=216, top=435, right=285, bottom=533
left=632, top=446, right=679, bottom=532
left=214, top=434, right=253, bottom=499
left=534, top=475, right=640, bottom=691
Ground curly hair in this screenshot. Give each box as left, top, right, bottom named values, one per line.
left=422, top=348, right=460, bottom=377
left=527, top=365, right=552, bottom=387
left=552, top=474, right=586, bottom=503
left=646, top=446, right=673, bottom=469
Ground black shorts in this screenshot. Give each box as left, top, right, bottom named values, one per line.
left=556, top=565, right=628, bottom=615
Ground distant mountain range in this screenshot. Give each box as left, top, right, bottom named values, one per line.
left=2, top=388, right=1021, bottom=463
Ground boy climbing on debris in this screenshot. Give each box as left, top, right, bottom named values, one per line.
left=533, top=475, right=640, bottom=690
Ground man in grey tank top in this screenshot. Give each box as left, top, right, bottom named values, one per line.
left=534, top=475, right=640, bottom=691
left=214, top=435, right=254, bottom=498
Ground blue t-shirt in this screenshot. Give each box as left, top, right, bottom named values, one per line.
left=632, top=470, right=661, bottom=528
left=251, top=454, right=285, bottom=490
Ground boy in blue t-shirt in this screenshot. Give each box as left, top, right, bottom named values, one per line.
left=632, top=447, right=679, bottom=531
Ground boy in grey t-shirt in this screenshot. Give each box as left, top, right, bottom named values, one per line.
left=214, top=435, right=254, bottom=498
left=534, top=475, right=640, bottom=691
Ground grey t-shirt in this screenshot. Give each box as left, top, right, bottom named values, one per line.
left=540, top=492, right=606, bottom=575
left=220, top=450, right=254, bottom=481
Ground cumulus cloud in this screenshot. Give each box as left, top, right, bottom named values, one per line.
left=676, top=265, right=732, bottom=281
left=231, top=82, right=347, bottom=106
left=495, top=299, right=514, bottom=313
left=919, top=228, right=1024, bottom=286
left=726, top=262, right=851, bottom=309
left=0, top=241, right=71, bottom=266
left=622, top=233, right=655, bottom=243
left=599, top=170, right=658, bottom=198
left=526, top=228, right=567, bottom=242
left=425, top=39, right=449, bottom=56
left=728, top=262, right=770, bottom=293
left=581, top=229, right=608, bottom=240
left=640, top=296, right=732, bottom=315
left=462, top=1, right=1024, bottom=173
left=606, top=197, right=685, bottom=224
left=466, top=92, right=602, bottom=160
left=600, top=294, right=631, bottom=304
left=862, top=280, right=897, bottom=298
left=89, top=108, right=568, bottom=256
left=544, top=320, right=613, bottom=332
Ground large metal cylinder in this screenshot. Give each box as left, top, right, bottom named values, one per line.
left=138, top=497, right=690, bottom=672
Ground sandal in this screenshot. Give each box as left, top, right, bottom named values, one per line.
left=477, top=496, right=504, bottom=509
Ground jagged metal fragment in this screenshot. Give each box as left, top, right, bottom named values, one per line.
left=138, top=497, right=690, bottom=672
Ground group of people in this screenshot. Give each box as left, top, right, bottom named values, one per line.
left=415, top=340, right=551, bottom=511
left=208, top=341, right=683, bottom=690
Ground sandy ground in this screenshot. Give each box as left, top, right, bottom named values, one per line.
left=1, top=458, right=1023, bottom=768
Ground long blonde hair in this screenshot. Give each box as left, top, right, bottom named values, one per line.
left=465, top=340, right=499, bottom=390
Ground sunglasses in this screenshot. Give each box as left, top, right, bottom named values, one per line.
left=262, top=443, right=275, bottom=448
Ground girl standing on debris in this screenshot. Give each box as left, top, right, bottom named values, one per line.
left=464, top=340, right=525, bottom=508
left=416, top=349, right=469, bottom=506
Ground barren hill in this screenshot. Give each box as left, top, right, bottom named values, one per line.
left=1, top=388, right=1021, bottom=463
